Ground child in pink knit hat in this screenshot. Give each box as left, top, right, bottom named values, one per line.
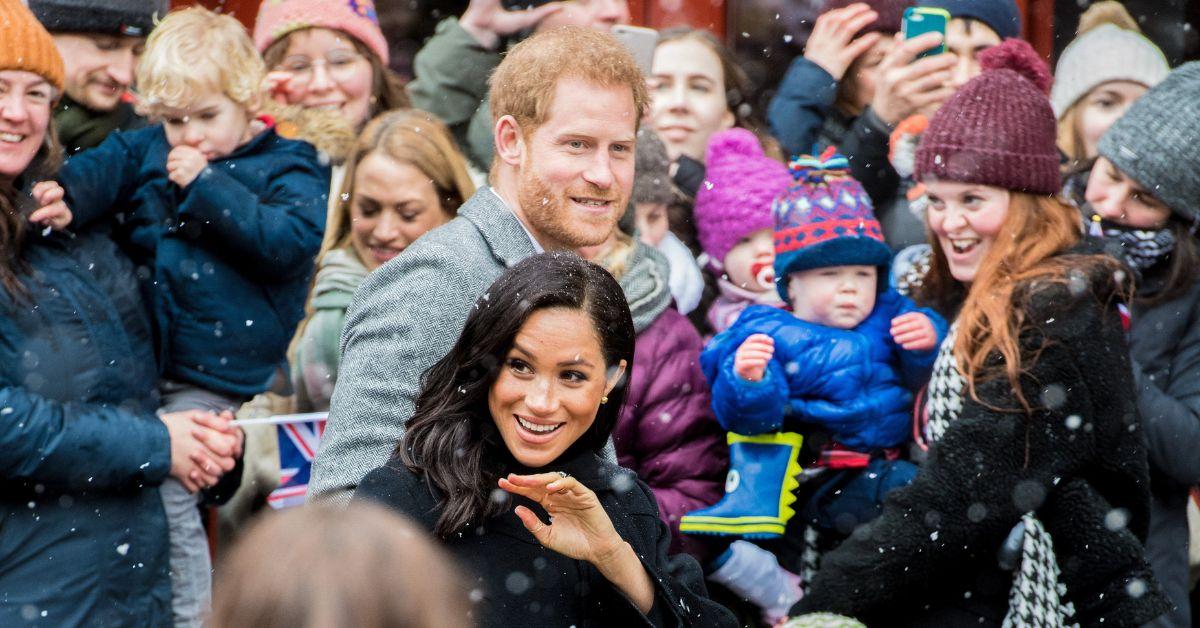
left=693, top=128, right=792, bottom=333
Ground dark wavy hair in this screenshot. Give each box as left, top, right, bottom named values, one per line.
left=398, top=252, right=636, bottom=538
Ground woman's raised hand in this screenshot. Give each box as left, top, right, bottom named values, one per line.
left=500, top=472, right=655, bottom=612
left=802, top=3, right=883, bottom=81
left=500, top=472, right=624, bottom=564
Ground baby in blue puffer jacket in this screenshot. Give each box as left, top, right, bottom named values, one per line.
left=680, top=150, right=948, bottom=541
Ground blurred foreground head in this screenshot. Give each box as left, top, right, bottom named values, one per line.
left=210, top=502, right=472, bottom=628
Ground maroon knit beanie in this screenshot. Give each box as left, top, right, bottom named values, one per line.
left=914, top=39, right=1059, bottom=195
left=819, top=0, right=913, bottom=35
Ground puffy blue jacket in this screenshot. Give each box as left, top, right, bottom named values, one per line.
left=59, top=124, right=330, bottom=397
left=701, top=290, right=947, bottom=450
left=0, top=231, right=172, bottom=626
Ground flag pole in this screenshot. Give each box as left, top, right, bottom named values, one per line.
left=232, top=412, right=328, bottom=426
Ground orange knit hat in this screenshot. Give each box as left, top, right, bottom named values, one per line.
left=0, top=0, right=65, bottom=91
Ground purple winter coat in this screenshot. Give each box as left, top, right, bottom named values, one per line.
left=614, top=306, right=729, bottom=560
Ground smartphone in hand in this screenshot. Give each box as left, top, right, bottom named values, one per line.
left=902, top=7, right=949, bottom=59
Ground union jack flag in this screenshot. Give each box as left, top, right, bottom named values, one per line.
left=267, top=415, right=327, bottom=509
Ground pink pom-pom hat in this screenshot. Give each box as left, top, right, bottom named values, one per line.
left=253, top=0, right=389, bottom=65
left=693, top=128, right=792, bottom=265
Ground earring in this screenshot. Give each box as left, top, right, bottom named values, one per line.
left=601, top=396, right=609, bottom=405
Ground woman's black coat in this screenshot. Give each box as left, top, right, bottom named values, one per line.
left=354, top=448, right=738, bottom=628
left=791, top=258, right=1173, bottom=626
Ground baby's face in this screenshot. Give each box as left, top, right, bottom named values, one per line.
left=722, top=228, right=775, bottom=292
left=788, top=265, right=877, bottom=330
left=158, top=91, right=256, bottom=161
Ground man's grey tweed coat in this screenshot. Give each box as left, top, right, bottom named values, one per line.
left=309, top=188, right=537, bottom=504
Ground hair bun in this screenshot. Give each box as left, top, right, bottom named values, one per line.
left=978, top=39, right=1053, bottom=95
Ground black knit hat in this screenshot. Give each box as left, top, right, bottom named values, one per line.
left=29, top=0, right=168, bottom=37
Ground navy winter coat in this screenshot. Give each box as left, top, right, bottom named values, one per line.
left=767, top=56, right=840, bottom=157
left=59, top=124, right=330, bottom=397
left=0, top=232, right=172, bottom=627
left=702, top=290, right=946, bottom=450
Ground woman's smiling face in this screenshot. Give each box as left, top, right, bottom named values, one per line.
left=488, top=307, right=625, bottom=469
left=925, top=180, right=1011, bottom=284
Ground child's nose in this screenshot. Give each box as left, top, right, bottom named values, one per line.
left=182, top=125, right=204, bottom=147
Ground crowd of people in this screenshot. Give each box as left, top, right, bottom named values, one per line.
left=0, top=0, right=1197, bottom=626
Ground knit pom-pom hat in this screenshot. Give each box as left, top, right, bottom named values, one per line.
left=914, top=38, right=1059, bottom=195
left=773, top=148, right=891, bottom=301
left=1050, top=2, right=1169, bottom=118
left=254, top=0, right=389, bottom=64
left=693, top=128, right=791, bottom=265
left=0, top=0, right=64, bottom=91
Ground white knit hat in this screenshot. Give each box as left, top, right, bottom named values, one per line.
left=1051, top=22, right=1170, bottom=118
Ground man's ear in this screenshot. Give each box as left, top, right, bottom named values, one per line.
left=494, top=115, right=525, bottom=167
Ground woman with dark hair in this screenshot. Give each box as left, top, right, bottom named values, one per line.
left=791, top=41, right=1169, bottom=626
left=0, top=1, right=240, bottom=624
left=354, top=252, right=736, bottom=628
left=650, top=28, right=783, bottom=252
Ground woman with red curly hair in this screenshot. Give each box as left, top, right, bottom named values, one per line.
left=789, top=40, right=1170, bottom=626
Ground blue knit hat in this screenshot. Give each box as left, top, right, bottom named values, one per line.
left=918, top=0, right=1021, bottom=39
left=773, top=149, right=892, bottom=302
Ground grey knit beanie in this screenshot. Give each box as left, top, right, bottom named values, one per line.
left=633, top=128, right=676, bottom=206
left=29, top=0, right=168, bottom=37
left=1098, top=62, right=1200, bottom=221
left=1050, top=2, right=1170, bottom=117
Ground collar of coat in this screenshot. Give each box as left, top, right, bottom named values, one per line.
left=458, top=187, right=541, bottom=269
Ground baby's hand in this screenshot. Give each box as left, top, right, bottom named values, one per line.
left=734, top=333, right=775, bottom=382
left=891, top=312, right=938, bottom=351
left=29, top=181, right=72, bottom=231
left=167, top=145, right=208, bottom=189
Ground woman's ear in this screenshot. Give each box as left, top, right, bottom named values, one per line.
left=604, top=359, right=628, bottom=396
left=494, top=115, right=525, bottom=167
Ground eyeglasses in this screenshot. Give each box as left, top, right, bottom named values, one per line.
left=276, top=51, right=366, bottom=87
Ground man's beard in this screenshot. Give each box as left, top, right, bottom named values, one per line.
left=516, top=166, right=625, bottom=250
